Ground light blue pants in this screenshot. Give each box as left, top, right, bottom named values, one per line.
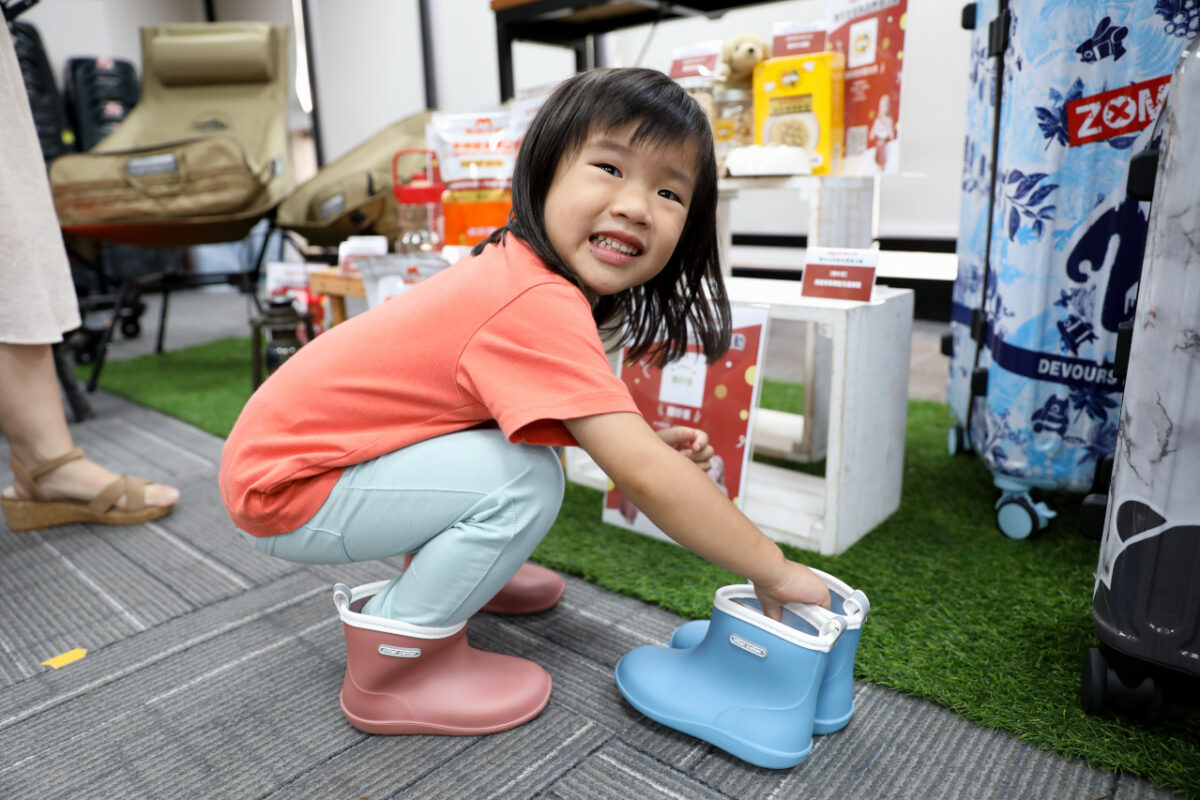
left=244, top=428, right=565, bottom=626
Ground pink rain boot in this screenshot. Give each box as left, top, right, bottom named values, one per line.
left=333, top=582, right=552, bottom=735
left=481, top=561, right=565, bottom=614
left=401, top=555, right=565, bottom=615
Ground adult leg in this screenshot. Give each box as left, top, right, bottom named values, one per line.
left=258, top=427, right=564, bottom=627
left=0, top=32, right=177, bottom=526
left=0, top=342, right=179, bottom=511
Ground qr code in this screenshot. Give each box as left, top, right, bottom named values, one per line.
left=731, top=333, right=746, bottom=350
left=846, top=125, right=868, bottom=157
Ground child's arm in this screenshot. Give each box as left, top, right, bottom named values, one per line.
left=565, top=412, right=830, bottom=619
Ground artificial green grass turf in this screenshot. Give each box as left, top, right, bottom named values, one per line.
left=79, top=336, right=256, bottom=438
left=86, top=337, right=1200, bottom=797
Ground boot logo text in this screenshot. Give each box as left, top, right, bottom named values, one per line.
left=729, top=634, right=767, bottom=658
left=378, top=644, right=422, bottom=658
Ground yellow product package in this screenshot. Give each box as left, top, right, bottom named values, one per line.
left=752, top=52, right=845, bottom=175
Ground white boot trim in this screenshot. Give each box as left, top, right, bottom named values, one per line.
left=332, top=581, right=466, bottom=639
left=715, top=584, right=844, bottom=653
left=809, top=568, right=870, bottom=629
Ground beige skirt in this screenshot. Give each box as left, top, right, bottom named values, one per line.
left=0, top=28, right=81, bottom=345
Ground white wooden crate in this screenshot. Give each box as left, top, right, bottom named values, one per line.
left=566, top=280, right=914, bottom=556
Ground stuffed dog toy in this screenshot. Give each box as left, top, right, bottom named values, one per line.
left=715, top=33, right=771, bottom=92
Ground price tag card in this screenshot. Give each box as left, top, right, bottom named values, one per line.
left=800, top=247, right=879, bottom=302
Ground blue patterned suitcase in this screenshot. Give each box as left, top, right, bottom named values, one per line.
left=946, top=0, right=1192, bottom=537
left=1079, top=35, right=1200, bottom=722
left=946, top=0, right=999, bottom=455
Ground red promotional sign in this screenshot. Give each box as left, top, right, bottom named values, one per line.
left=772, top=21, right=828, bottom=57
left=773, top=29, right=827, bottom=56
left=827, top=0, right=907, bottom=174
left=602, top=307, right=769, bottom=542
left=669, top=52, right=719, bottom=80
left=1067, top=74, right=1171, bottom=146
left=801, top=247, right=877, bottom=301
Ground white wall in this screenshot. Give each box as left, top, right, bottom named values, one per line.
left=305, top=0, right=425, bottom=161
left=20, top=0, right=202, bottom=69
left=19, top=0, right=967, bottom=241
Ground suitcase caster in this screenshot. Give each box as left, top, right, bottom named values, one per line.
left=994, top=492, right=1054, bottom=539
left=1081, top=647, right=1165, bottom=724
left=118, top=299, right=146, bottom=339
left=947, top=424, right=969, bottom=456
left=1081, top=647, right=1108, bottom=716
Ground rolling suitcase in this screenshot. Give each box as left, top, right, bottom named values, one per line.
left=63, top=55, right=140, bottom=151
left=945, top=0, right=998, bottom=458
left=946, top=1, right=1191, bottom=537
left=9, top=20, right=72, bottom=164
left=1079, top=36, right=1200, bottom=723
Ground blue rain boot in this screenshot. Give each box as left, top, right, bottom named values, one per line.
left=667, top=568, right=869, bottom=734
left=615, top=584, right=844, bottom=769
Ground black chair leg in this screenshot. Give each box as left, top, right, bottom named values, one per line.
left=86, top=277, right=139, bottom=392
left=52, top=340, right=93, bottom=421
left=155, top=287, right=170, bottom=353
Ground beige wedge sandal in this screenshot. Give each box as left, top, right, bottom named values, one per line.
left=1, top=448, right=174, bottom=532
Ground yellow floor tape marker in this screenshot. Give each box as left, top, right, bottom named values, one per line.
left=41, top=648, right=87, bottom=669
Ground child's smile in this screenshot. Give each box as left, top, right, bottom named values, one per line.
left=544, top=125, right=696, bottom=297
left=589, top=231, right=643, bottom=262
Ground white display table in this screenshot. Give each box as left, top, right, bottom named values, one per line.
left=565, top=279, right=914, bottom=556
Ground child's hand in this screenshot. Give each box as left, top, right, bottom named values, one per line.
left=657, top=426, right=714, bottom=471
left=753, top=560, right=831, bottom=621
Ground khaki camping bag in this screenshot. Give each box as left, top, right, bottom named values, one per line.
left=275, top=110, right=433, bottom=247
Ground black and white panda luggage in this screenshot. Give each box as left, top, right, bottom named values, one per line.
left=1078, top=34, right=1200, bottom=723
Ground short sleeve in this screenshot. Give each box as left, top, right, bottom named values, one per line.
left=458, top=283, right=638, bottom=444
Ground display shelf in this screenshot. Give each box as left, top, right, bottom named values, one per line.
left=566, top=279, right=914, bottom=556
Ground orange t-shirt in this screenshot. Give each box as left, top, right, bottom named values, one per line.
left=219, top=237, right=638, bottom=536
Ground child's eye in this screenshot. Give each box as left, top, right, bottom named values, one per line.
left=658, top=188, right=684, bottom=204
left=594, top=163, right=621, bottom=177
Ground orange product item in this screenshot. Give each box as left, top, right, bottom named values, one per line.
left=441, top=183, right=511, bottom=247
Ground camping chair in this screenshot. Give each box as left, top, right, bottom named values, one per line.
left=47, top=22, right=294, bottom=390
left=275, top=110, right=433, bottom=247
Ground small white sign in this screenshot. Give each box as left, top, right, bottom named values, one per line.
left=658, top=351, right=708, bottom=408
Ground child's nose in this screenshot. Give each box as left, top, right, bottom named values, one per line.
left=612, top=189, right=650, bottom=224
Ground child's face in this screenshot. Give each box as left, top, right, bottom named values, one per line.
left=544, top=125, right=696, bottom=298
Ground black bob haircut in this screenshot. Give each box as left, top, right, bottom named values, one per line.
left=473, top=67, right=731, bottom=366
